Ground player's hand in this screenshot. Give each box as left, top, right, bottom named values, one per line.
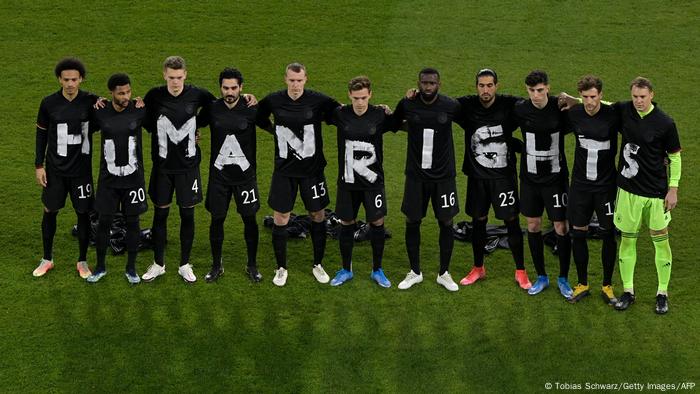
left=195, top=129, right=201, bottom=144
left=378, top=104, right=393, bottom=115
left=557, top=92, right=578, bottom=110
left=243, top=94, right=258, bottom=106
left=664, top=187, right=678, bottom=212
left=35, top=167, right=47, bottom=187
left=134, top=97, right=145, bottom=108
left=93, top=97, right=107, bottom=110
left=405, top=88, right=418, bottom=100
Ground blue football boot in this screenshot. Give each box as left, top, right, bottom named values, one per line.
left=370, top=268, right=391, bottom=288
left=527, top=275, right=549, bottom=295
left=330, top=269, right=353, bottom=286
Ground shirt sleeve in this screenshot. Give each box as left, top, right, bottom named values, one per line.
left=255, top=95, right=273, bottom=131
left=664, top=120, right=681, bottom=154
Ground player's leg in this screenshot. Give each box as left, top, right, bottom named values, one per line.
left=87, top=184, right=118, bottom=282
left=204, top=177, right=231, bottom=282
left=593, top=186, right=617, bottom=305
left=365, top=188, right=389, bottom=287
left=649, top=197, right=673, bottom=314
left=69, top=174, right=94, bottom=279
left=34, top=171, right=66, bottom=276
left=331, top=187, right=358, bottom=286
left=568, top=183, right=591, bottom=300
left=268, top=173, right=296, bottom=286
left=174, top=169, right=203, bottom=283
left=122, top=184, right=147, bottom=284
left=433, top=179, right=459, bottom=292
left=613, top=189, right=643, bottom=311
left=300, top=174, right=331, bottom=283
left=461, top=177, right=488, bottom=285
left=234, top=180, right=262, bottom=282
left=145, top=168, right=173, bottom=281
left=520, top=179, right=548, bottom=295
left=543, top=181, right=572, bottom=299
left=398, top=177, right=429, bottom=289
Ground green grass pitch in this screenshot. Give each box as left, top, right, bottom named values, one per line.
left=0, top=1, right=698, bottom=392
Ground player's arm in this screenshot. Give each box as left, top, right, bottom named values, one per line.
left=142, top=89, right=157, bottom=133
left=322, top=95, right=342, bottom=125
left=255, top=95, right=274, bottom=134
left=664, top=119, right=682, bottom=211
left=34, top=100, right=50, bottom=187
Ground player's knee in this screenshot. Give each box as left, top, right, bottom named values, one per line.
left=309, top=209, right=325, bottom=223
left=570, top=228, right=587, bottom=239
left=273, top=211, right=290, bottom=226
left=526, top=217, right=542, bottom=232
left=406, top=219, right=421, bottom=228
left=650, top=228, right=668, bottom=236
left=370, top=217, right=384, bottom=226
left=553, top=220, right=568, bottom=235
left=438, top=219, right=452, bottom=228
left=156, top=203, right=171, bottom=209
left=179, top=206, right=194, bottom=220
left=340, top=219, right=356, bottom=226
left=241, top=215, right=257, bottom=226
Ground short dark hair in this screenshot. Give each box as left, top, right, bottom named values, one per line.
left=54, top=57, right=86, bottom=78
left=525, top=70, right=548, bottom=86
left=219, top=67, right=244, bottom=86
left=348, top=76, right=371, bottom=92
left=163, top=56, right=186, bottom=71
left=630, top=76, right=653, bottom=92
left=107, top=73, right=131, bottom=91
left=577, top=75, right=603, bottom=93
left=476, top=68, right=498, bottom=84
left=286, top=62, right=306, bottom=74
left=418, top=67, right=440, bottom=80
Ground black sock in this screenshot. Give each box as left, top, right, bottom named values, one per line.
left=505, top=218, right=525, bottom=270
left=125, top=215, right=140, bottom=274
left=179, top=207, right=195, bottom=267
left=210, top=216, right=225, bottom=268
left=370, top=223, right=385, bottom=271
left=557, top=232, right=571, bottom=279
left=528, top=231, right=546, bottom=276
left=339, top=223, right=355, bottom=271
left=571, top=229, right=589, bottom=285
left=471, top=218, right=487, bottom=268
left=439, top=220, right=454, bottom=275
left=76, top=211, right=90, bottom=262
left=310, top=220, right=326, bottom=266
left=41, top=211, right=58, bottom=261
left=152, top=207, right=169, bottom=266
left=272, top=223, right=288, bottom=269
left=95, top=215, right=112, bottom=272
left=242, top=215, right=258, bottom=267
left=601, top=231, right=617, bottom=286
left=405, top=220, right=421, bottom=274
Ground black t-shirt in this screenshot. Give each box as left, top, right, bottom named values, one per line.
left=564, top=103, right=619, bottom=189
left=330, top=105, right=394, bottom=190
left=615, top=101, right=681, bottom=198
left=36, top=90, right=98, bottom=177
left=456, top=94, right=519, bottom=179
left=393, top=94, right=462, bottom=181
left=143, top=85, right=215, bottom=174
left=513, top=96, right=568, bottom=185
left=92, top=101, right=146, bottom=188
left=256, top=89, right=340, bottom=177
left=199, top=98, right=258, bottom=185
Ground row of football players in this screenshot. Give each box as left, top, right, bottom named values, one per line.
left=32, top=57, right=681, bottom=313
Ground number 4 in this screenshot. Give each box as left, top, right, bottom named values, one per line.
left=192, top=179, right=199, bottom=193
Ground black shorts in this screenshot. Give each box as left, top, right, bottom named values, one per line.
left=42, top=170, right=93, bottom=213
left=148, top=168, right=203, bottom=207
left=335, top=186, right=387, bottom=222
left=466, top=177, right=519, bottom=220
left=520, top=178, right=568, bottom=221
left=268, top=172, right=330, bottom=213
left=206, top=177, right=260, bottom=219
left=568, top=182, right=616, bottom=229
left=401, top=177, right=459, bottom=222
left=95, top=184, right=148, bottom=216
